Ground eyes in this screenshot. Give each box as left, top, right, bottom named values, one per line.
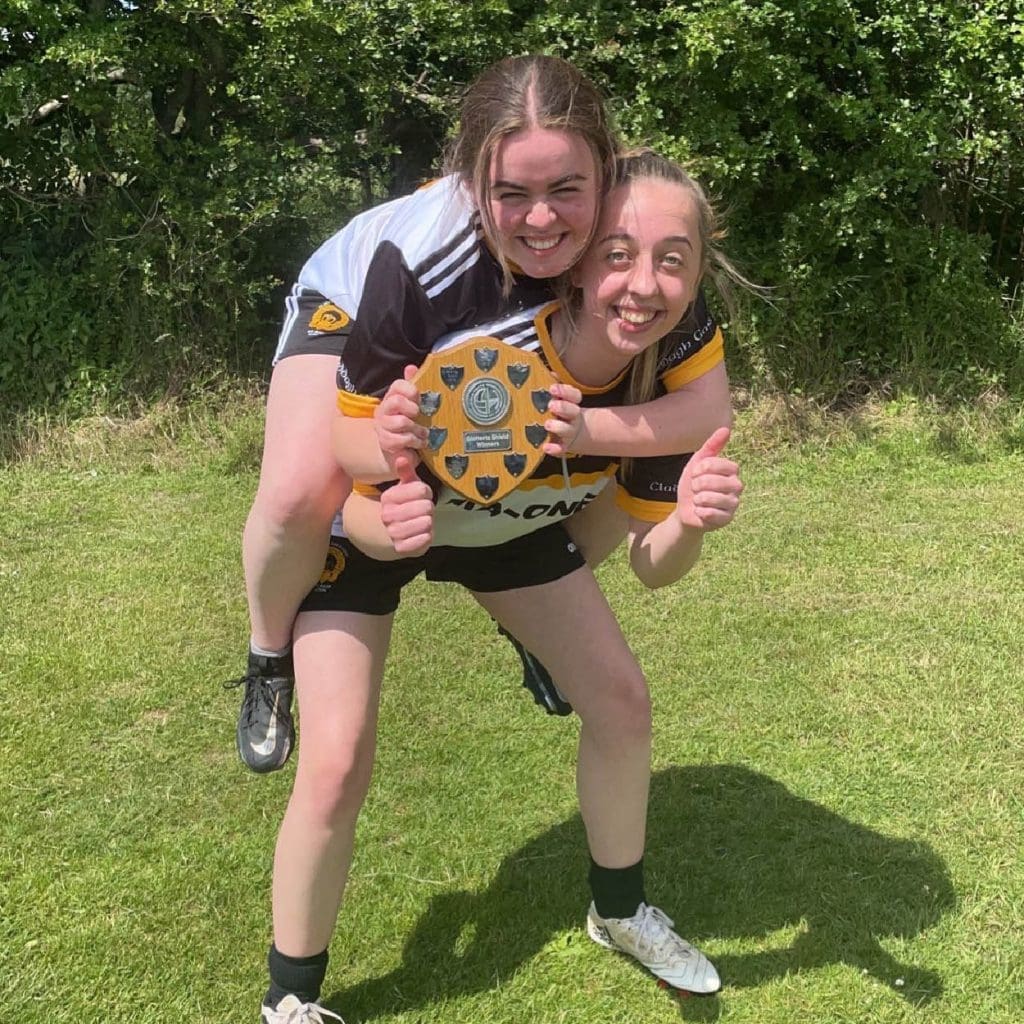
left=604, top=247, right=687, bottom=271
left=494, top=185, right=584, bottom=203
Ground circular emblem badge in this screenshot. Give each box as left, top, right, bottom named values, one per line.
left=319, top=544, right=347, bottom=585
left=462, top=377, right=511, bottom=426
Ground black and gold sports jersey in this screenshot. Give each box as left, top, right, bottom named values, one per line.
left=273, top=174, right=551, bottom=368
left=345, top=295, right=725, bottom=547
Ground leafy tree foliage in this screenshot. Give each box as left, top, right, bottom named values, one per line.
left=2, top=1, right=1022, bottom=409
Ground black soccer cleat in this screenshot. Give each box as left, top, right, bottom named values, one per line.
left=225, top=649, right=296, bottom=773
left=497, top=625, right=573, bottom=716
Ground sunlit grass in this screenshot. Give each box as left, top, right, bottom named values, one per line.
left=3, top=397, right=1022, bottom=1023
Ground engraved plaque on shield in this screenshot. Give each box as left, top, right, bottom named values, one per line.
left=411, top=336, right=556, bottom=505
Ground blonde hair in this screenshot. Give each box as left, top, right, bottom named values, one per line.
left=613, top=149, right=756, bottom=406
left=557, top=149, right=761, bottom=480
left=443, top=56, right=619, bottom=292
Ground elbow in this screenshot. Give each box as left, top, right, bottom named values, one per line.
left=711, top=397, right=734, bottom=432
left=628, top=555, right=672, bottom=590
left=632, top=563, right=692, bottom=590
left=640, top=572, right=672, bottom=591
left=628, top=540, right=701, bottom=590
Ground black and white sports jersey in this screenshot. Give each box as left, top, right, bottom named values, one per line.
left=273, top=174, right=551, bottom=370
left=347, top=294, right=725, bottom=547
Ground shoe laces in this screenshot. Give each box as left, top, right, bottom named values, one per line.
left=224, top=673, right=290, bottom=729
left=270, top=996, right=344, bottom=1024
left=629, top=904, right=691, bottom=963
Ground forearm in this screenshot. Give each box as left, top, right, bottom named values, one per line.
left=627, top=516, right=705, bottom=589
left=575, top=363, right=732, bottom=457
left=332, top=414, right=395, bottom=482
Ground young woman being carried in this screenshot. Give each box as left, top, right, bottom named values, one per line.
left=232, top=56, right=731, bottom=772
left=232, top=55, right=610, bottom=771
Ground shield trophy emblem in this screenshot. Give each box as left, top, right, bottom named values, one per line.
left=411, top=336, right=555, bottom=505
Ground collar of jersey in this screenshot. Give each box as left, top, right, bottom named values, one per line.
left=535, top=302, right=629, bottom=395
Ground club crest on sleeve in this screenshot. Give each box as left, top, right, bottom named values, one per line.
left=308, top=302, right=351, bottom=334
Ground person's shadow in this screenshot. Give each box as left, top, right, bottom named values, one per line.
left=325, top=765, right=955, bottom=1019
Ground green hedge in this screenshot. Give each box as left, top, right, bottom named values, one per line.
left=2, top=0, right=1021, bottom=411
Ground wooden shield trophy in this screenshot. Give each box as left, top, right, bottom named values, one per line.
left=412, top=337, right=555, bottom=506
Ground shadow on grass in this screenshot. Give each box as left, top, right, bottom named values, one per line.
left=328, top=764, right=955, bottom=1019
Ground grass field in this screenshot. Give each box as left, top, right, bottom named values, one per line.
left=2, top=400, right=1022, bottom=1023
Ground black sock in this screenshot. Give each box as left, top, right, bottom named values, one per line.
left=263, top=944, right=329, bottom=1009
left=589, top=857, right=647, bottom=920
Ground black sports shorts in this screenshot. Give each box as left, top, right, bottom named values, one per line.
left=298, top=522, right=586, bottom=616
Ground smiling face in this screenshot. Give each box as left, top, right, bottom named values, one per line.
left=572, top=177, right=703, bottom=378
left=487, top=127, right=600, bottom=279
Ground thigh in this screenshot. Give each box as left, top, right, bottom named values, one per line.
left=260, top=353, right=349, bottom=501
left=290, top=609, right=394, bottom=777
left=471, top=566, right=643, bottom=711
left=564, top=482, right=628, bottom=567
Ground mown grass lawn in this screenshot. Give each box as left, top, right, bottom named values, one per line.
left=2, top=409, right=1022, bottom=1024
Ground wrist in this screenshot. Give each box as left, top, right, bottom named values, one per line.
left=672, top=511, right=707, bottom=538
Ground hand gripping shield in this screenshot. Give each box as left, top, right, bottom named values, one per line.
left=412, top=337, right=555, bottom=506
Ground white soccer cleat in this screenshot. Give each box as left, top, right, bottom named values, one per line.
left=261, top=994, right=345, bottom=1024
left=587, top=901, right=721, bottom=995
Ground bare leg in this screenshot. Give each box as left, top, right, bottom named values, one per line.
left=565, top=483, right=628, bottom=568
left=473, top=567, right=651, bottom=867
left=503, top=486, right=627, bottom=715
left=243, top=355, right=352, bottom=651
left=271, top=609, right=392, bottom=955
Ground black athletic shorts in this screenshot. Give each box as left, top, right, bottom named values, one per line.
left=298, top=522, right=586, bottom=616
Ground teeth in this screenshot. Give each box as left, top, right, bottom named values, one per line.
left=618, top=308, right=657, bottom=325
left=523, top=236, right=560, bottom=251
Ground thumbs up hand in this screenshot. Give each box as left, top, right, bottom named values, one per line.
left=675, top=427, right=743, bottom=532
left=380, top=454, right=435, bottom=556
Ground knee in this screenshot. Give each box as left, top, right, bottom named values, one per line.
left=615, top=671, right=653, bottom=740
left=253, top=471, right=347, bottom=533
left=583, top=667, right=652, bottom=742
left=294, top=747, right=375, bottom=830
